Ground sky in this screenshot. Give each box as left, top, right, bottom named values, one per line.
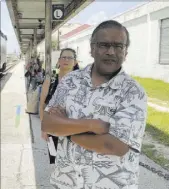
left=1, top=0, right=149, bottom=54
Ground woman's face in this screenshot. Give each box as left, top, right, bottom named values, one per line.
left=58, top=50, right=75, bottom=70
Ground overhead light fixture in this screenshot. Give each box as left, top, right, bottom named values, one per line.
left=38, top=19, right=43, bottom=29
left=18, top=12, right=23, bottom=19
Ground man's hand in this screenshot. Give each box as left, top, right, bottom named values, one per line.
left=90, top=119, right=110, bottom=134
left=41, top=131, right=49, bottom=141
left=49, top=106, right=67, bottom=118
left=39, top=107, right=44, bottom=122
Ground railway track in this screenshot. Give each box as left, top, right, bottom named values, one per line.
left=0, top=61, right=18, bottom=79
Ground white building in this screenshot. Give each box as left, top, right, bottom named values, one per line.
left=60, top=24, right=93, bottom=68
left=37, top=23, right=81, bottom=68
left=60, top=1, right=169, bottom=82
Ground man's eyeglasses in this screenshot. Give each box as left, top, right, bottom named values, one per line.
left=92, top=42, right=127, bottom=52
left=59, top=56, right=75, bottom=61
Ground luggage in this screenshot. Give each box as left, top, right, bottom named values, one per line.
left=26, top=86, right=41, bottom=114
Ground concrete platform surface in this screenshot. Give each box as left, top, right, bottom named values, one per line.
left=1, top=62, right=54, bottom=189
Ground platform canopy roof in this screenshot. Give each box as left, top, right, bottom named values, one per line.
left=6, top=0, right=93, bottom=54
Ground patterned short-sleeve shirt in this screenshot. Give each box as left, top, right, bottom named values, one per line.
left=46, top=64, right=147, bottom=189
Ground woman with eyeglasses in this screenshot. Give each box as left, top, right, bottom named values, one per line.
left=39, top=48, right=79, bottom=164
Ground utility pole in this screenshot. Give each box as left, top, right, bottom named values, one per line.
left=57, top=29, right=60, bottom=50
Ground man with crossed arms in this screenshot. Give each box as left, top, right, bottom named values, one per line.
left=42, top=20, right=147, bottom=189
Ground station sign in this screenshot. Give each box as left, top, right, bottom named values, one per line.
left=52, top=4, right=64, bottom=21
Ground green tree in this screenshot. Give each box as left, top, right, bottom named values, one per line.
left=52, top=40, right=58, bottom=51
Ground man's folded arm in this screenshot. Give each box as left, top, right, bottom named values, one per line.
left=42, top=111, right=93, bottom=136
left=71, top=133, right=129, bottom=156
left=42, top=111, right=109, bottom=136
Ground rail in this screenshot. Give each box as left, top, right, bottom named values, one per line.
left=0, top=61, right=18, bottom=78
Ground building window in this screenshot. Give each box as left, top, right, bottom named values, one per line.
left=159, top=18, right=169, bottom=65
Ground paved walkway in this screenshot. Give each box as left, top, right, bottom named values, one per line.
left=148, top=102, right=169, bottom=112
left=1, top=61, right=169, bottom=189
left=1, top=62, right=54, bottom=189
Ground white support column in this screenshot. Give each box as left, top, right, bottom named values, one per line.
left=45, top=0, right=52, bottom=78
left=57, top=29, right=60, bottom=50
left=26, top=49, right=30, bottom=66
left=29, top=39, right=33, bottom=61
left=33, top=28, right=37, bottom=58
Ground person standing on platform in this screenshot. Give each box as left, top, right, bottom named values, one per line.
left=42, top=20, right=147, bottom=189
left=40, top=48, right=79, bottom=164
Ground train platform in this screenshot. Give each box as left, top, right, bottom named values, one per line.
left=1, top=61, right=54, bottom=189
left=1, top=61, right=169, bottom=189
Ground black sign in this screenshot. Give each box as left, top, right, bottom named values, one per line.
left=52, top=4, right=64, bottom=21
